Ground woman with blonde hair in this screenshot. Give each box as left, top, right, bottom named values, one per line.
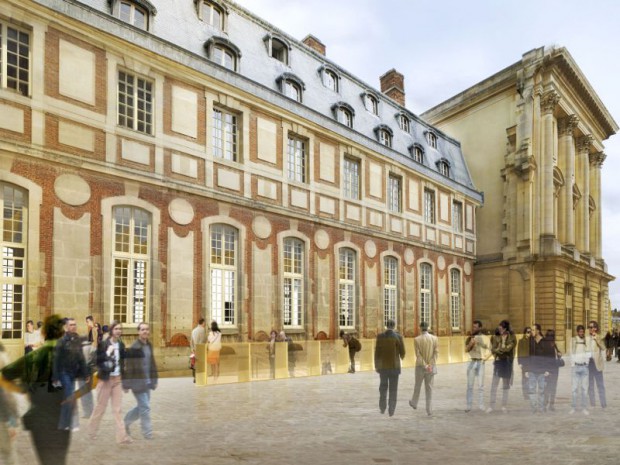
left=88, top=321, right=132, bottom=444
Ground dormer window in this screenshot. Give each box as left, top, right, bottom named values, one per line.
left=437, top=159, right=451, bottom=177
left=204, top=37, right=241, bottom=71
left=277, top=73, right=305, bottom=103
left=115, top=0, right=156, bottom=30
left=374, top=125, right=393, bottom=148
left=362, top=92, right=379, bottom=115
left=264, top=34, right=291, bottom=65
left=409, top=144, right=424, bottom=163
left=426, top=131, right=437, bottom=148
left=322, top=67, right=339, bottom=92
left=199, top=0, right=227, bottom=31
left=398, top=113, right=410, bottom=133
left=332, top=102, right=354, bottom=128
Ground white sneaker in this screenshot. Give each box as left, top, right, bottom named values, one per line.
left=583, top=409, right=590, bottom=416
left=568, top=409, right=576, bottom=414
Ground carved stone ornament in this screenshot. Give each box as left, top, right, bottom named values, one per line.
left=589, top=151, right=606, bottom=168
left=558, top=115, right=579, bottom=136
left=576, top=135, right=593, bottom=154
left=540, top=91, right=561, bottom=114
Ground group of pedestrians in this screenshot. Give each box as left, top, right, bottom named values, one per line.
left=0, top=315, right=159, bottom=465
left=464, top=318, right=608, bottom=415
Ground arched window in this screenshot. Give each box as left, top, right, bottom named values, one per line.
left=426, top=131, right=437, bottom=149
left=322, top=68, right=339, bottom=92
left=112, top=207, right=151, bottom=324
left=0, top=184, right=26, bottom=339
left=199, top=0, right=226, bottom=30
left=437, top=159, right=451, bottom=177
left=339, top=248, right=356, bottom=329
left=115, top=0, right=156, bottom=30
left=204, top=37, right=241, bottom=71
left=450, top=268, right=461, bottom=330
left=383, top=256, right=398, bottom=327
left=398, top=113, right=410, bottom=133
left=210, top=224, right=237, bottom=326
left=331, top=102, right=354, bottom=128
left=277, top=73, right=305, bottom=102
left=374, top=125, right=393, bottom=148
left=283, top=238, right=304, bottom=327
left=419, top=263, right=432, bottom=329
left=271, top=38, right=288, bottom=63
left=409, top=144, right=424, bottom=164
left=362, top=92, right=379, bottom=115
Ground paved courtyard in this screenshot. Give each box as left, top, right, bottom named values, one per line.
left=12, top=359, right=620, bottom=465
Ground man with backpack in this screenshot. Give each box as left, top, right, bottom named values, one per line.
left=340, top=330, right=362, bottom=373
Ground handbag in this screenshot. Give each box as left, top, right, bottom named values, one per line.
left=554, top=345, right=565, bottom=367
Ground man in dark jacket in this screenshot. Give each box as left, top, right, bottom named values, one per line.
left=374, top=319, right=406, bottom=416
left=123, top=322, right=158, bottom=440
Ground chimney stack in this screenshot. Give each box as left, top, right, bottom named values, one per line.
left=302, top=34, right=326, bottom=56
left=380, top=69, right=405, bottom=106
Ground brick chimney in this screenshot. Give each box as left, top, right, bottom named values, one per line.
left=380, top=69, right=405, bottom=106
left=302, top=34, right=325, bottom=56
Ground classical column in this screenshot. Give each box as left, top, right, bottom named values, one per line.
left=576, top=135, right=593, bottom=253
left=557, top=115, right=579, bottom=246
left=540, top=91, right=561, bottom=238
left=589, top=152, right=606, bottom=258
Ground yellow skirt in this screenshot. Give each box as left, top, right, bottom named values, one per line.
left=207, top=350, right=220, bottom=364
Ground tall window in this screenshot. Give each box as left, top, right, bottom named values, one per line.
left=410, top=145, right=424, bottom=164
left=210, top=225, right=237, bottom=326
left=452, top=201, right=463, bottom=232
left=383, top=257, right=398, bottom=327
left=388, top=175, right=401, bottom=213
left=426, top=132, right=437, bottom=148
left=565, top=283, right=573, bottom=331
left=200, top=1, right=224, bottom=30
left=339, top=248, right=356, bottom=328
left=283, top=79, right=302, bottom=102
left=211, top=44, right=237, bottom=71
left=323, top=69, right=338, bottom=92
left=287, top=136, right=306, bottom=183
left=450, top=268, right=461, bottom=330
left=333, top=103, right=354, bottom=128
left=283, top=238, right=304, bottom=327
left=212, top=108, right=238, bottom=161
left=343, top=158, right=360, bottom=200
left=118, top=70, right=153, bottom=134
left=0, top=22, right=30, bottom=96
left=364, top=93, right=378, bottom=115
left=1, top=185, right=26, bottom=339
left=118, top=1, right=148, bottom=29
left=438, top=160, right=450, bottom=177
left=424, top=189, right=435, bottom=224
left=378, top=128, right=392, bottom=148
left=398, top=114, right=410, bottom=132
left=113, top=207, right=150, bottom=324
left=271, top=38, right=288, bottom=64
left=419, top=263, right=432, bottom=329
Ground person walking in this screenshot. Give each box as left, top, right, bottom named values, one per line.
left=487, top=320, right=516, bottom=413
left=54, top=317, right=90, bottom=431
left=267, top=330, right=277, bottom=379
left=88, top=321, right=132, bottom=444
left=543, top=329, right=562, bottom=412
left=524, top=324, right=553, bottom=413
left=374, top=319, right=405, bottom=417
left=465, top=320, right=488, bottom=412
left=340, top=330, right=361, bottom=373
left=569, top=324, right=590, bottom=415
left=516, top=326, right=531, bottom=400
left=410, top=322, right=439, bottom=416
left=190, top=318, right=207, bottom=383
left=207, top=321, right=222, bottom=381
left=1, top=315, right=72, bottom=465
left=587, top=320, right=607, bottom=409
left=123, top=322, right=158, bottom=440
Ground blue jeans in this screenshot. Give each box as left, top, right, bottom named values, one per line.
left=466, top=360, right=485, bottom=410
left=588, top=359, right=606, bottom=408
left=58, top=372, right=75, bottom=430
left=528, top=372, right=546, bottom=412
left=124, top=390, right=152, bottom=438
left=572, top=364, right=589, bottom=409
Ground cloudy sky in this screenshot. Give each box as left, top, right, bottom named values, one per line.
left=234, top=0, right=620, bottom=307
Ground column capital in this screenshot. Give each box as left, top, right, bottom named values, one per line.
left=589, top=151, right=606, bottom=168
left=558, top=115, right=579, bottom=136
left=576, top=135, right=593, bottom=153
left=540, top=91, right=561, bottom=114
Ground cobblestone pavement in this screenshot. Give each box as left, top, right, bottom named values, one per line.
left=12, top=360, right=620, bottom=465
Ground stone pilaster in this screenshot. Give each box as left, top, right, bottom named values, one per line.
left=540, top=91, right=560, bottom=242
left=589, top=151, right=606, bottom=258
left=576, top=135, right=593, bottom=253
left=557, top=115, right=578, bottom=246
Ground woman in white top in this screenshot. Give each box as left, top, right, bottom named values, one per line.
left=88, top=321, right=132, bottom=444
left=207, top=321, right=222, bottom=381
